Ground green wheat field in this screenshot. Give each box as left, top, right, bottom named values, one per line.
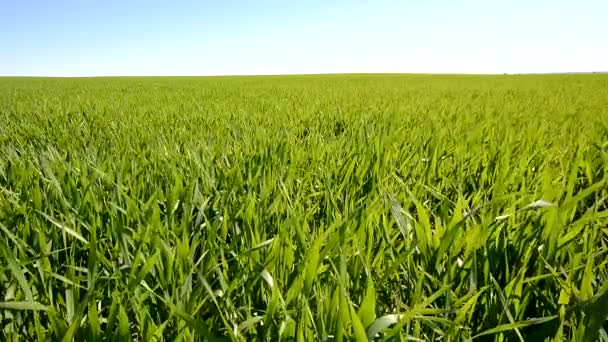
left=1, top=74, right=607, bottom=341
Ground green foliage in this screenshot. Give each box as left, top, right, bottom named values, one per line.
left=1, top=74, right=607, bottom=340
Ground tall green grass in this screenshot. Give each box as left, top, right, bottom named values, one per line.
left=1, top=74, right=607, bottom=340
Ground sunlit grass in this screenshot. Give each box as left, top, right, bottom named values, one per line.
left=1, top=74, right=607, bottom=340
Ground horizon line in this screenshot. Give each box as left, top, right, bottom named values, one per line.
left=1, top=71, right=607, bottom=78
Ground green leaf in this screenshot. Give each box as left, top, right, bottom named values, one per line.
left=358, top=278, right=376, bottom=328
left=0, top=239, right=34, bottom=300
left=117, top=305, right=130, bottom=342
left=39, top=211, right=89, bottom=244
left=0, top=301, right=48, bottom=311
left=472, top=316, right=558, bottom=339
left=349, top=302, right=368, bottom=341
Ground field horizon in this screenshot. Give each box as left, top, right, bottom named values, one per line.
left=2, top=71, right=608, bottom=79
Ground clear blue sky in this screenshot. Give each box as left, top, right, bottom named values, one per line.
left=1, top=0, right=606, bottom=76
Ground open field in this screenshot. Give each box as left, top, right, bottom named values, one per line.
left=1, top=74, right=608, bottom=340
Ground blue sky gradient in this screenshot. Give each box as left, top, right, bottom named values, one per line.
left=1, top=0, right=606, bottom=76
